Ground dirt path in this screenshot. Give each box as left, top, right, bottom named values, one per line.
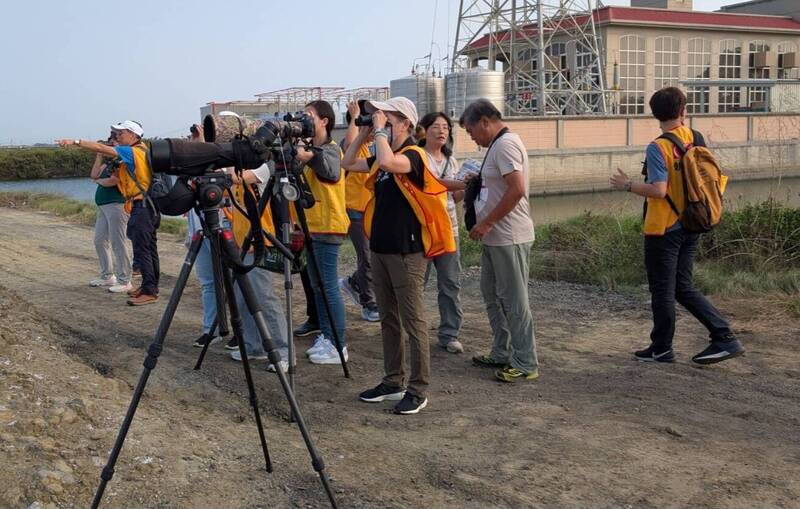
left=0, top=207, right=798, bottom=509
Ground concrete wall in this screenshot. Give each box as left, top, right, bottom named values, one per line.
left=453, top=113, right=800, bottom=195
left=720, top=0, right=800, bottom=21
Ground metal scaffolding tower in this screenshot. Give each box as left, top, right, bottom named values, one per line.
left=452, top=0, right=609, bottom=116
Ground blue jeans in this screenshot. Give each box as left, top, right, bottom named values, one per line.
left=194, top=240, right=217, bottom=334
left=306, top=241, right=346, bottom=347
left=644, top=229, right=734, bottom=350
left=233, top=253, right=289, bottom=360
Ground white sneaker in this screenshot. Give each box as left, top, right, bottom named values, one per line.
left=267, top=360, right=289, bottom=373
left=90, top=275, right=117, bottom=287
left=446, top=340, right=465, bottom=354
left=230, top=350, right=269, bottom=362
left=305, top=334, right=330, bottom=357
left=108, top=282, right=134, bottom=293
left=309, top=344, right=348, bottom=365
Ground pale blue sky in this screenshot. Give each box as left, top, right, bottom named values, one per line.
left=2, top=0, right=728, bottom=145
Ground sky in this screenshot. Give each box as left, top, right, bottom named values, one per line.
left=2, top=0, right=731, bottom=145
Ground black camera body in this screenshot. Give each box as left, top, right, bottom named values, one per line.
left=353, top=115, right=373, bottom=127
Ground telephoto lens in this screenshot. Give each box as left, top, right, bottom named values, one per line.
left=354, top=115, right=373, bottom=127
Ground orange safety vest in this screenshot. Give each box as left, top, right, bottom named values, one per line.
left=363, top=145, right=455, bottom=258
left=345, top=144, right=373, bottom=213
left=301, top=140, right=349, bottom=235
left=231, top=181, right=275, bottom=248
left=116, top=143, right=151, bottom=200
left=643, top=126, right=692, bottom=236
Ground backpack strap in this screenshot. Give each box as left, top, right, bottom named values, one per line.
left=657, top=132, right=688, bottom=157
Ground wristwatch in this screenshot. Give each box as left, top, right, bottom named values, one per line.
left=624, top=181, right=632, bottom=192
left=374, top=128, right=389, bottom=138
left=74, top=139, right=81, bottom=146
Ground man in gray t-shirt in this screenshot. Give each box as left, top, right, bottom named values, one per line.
left=460, top=99, right=539, bottom=382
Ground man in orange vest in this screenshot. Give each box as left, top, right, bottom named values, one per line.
left=610, top=87, right=743, bottom=364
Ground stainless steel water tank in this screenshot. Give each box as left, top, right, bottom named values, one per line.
left=389, top=74, right=445, bottom=119
left=445, top=69, right=505, bottom=120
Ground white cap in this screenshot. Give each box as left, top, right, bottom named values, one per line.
left=110, top=120, right=144, bottom=137
left=365, top=97, right=418, bottom=127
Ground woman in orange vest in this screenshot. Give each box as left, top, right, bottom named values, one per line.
left=342, top=97, right=455, bottom=415
left=296, top=100, right=350, bottom=365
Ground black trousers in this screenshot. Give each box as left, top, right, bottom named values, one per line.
left=644, top=228, right=734, bottom=351
left=127, top=203, right=160, bottom=295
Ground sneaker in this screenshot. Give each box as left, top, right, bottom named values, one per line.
left=359, top=383, right=406, bottom=403
left=267, top=360, right=289, bottom=373
left=193, top=333, right=221, bottom=348
left=305, top=334, right=330, bottom=357
left=309, top=344, right=348, bottom=365
left=692, top=339, right=745, bottom=365
left=108, top=282, right=133, bottom=293
left=445, top=340, right=464, bottom=354
left=127, top=293, right=158, bottom=306
left=393, top=392, right=428, bottom=415
left=127, top=286, right=143, bottom=297
left=361, top=306, right=380, bottom=322
left=90, top=275, right=117, bottom=287
left=339, top=277, right=361, bottom=307
left=224, top=336, right=239, bottom=350
left=495, top=366, right=539, bottom=383
left=634, top=345, right=675, bottom=363
left=230, top=350, right=269, bottom=362
left=472, top=354, right=507, bottom=368
left=294, top=320, right=321, bottom=338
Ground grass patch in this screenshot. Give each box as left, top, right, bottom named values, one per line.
left=0, top=191, right=186, bottom=236
left=0, top=147, right=95, bottom=180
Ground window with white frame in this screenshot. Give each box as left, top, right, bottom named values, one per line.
left=619, top=35, right=646, bottom=114
left=655, top=36, right=680, bottom=89
left=748, top=40, right=770, bottom=108
left=719, top=39, right=742, bottom=113
left=687, top=87, right=710, bottom=114
left=778, top=41, right=799, bottom=80
left=687, top=38, right=711, bottom=80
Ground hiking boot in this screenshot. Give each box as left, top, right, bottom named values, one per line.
left=294, top=320, right=321, bottom=338
left=361, top=306, right=380, bottom=322
left=108, top=282, right=133, bottom=293
left=127, top=286, right=143, bottom=297
left=224, top=336, right=239, bottom=350
left=309, top=343, right=348, bottom=365
left=393, top=392, right=428, bottom=415
left=90, top=275, right=117, bottom=287
left=634, top=345, right=675, bottom=363
left=472, top=354, right=507, bottom=368
left=339, top=277, right=361, bottom=307
left=692, top=339, right=744, bottom=365
left=127, top=293, right=158, bottom=306
left=230, top=350, right=269, bottom=362
left=445, top=340, right=464, bottom=354
left=193, top=333, right=221, bottom=348
left=495, top=366, right=539, bottom=383
left=359, top=383, right=406, bottom=403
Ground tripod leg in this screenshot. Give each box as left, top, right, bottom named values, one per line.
left=232, top=269, right=339, bottom=509
left=215, top=243, right=274, bottom=474
left=282, top=223, right=296, bottom=405
left=292, top=203, right=350, bottom=378
left=91, top=234, right=203, bottom=509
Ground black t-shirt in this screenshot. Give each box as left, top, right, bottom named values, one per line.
left=367, top=138, right=425, bottom=254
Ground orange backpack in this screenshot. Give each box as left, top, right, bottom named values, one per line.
left=659, top=130, right=726, bottom=233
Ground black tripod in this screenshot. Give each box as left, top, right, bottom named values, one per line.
left=91, top=174, right=338, bottom=509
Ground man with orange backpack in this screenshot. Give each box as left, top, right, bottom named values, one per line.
left=611, top=87, right=743, bottom=365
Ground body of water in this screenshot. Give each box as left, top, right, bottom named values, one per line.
left=2, top=176, right=799, bottom=225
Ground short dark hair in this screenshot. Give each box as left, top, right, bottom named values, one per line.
left=459, top=98, right=502, bottom=127
left=417, top=111, right=454, bottom=157
left=305, top=100, right=335, bottom=137
left=649, top=87, right=686, bottom=122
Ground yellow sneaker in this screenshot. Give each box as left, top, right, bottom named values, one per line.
left=495, top=367, right=539, bottom=383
